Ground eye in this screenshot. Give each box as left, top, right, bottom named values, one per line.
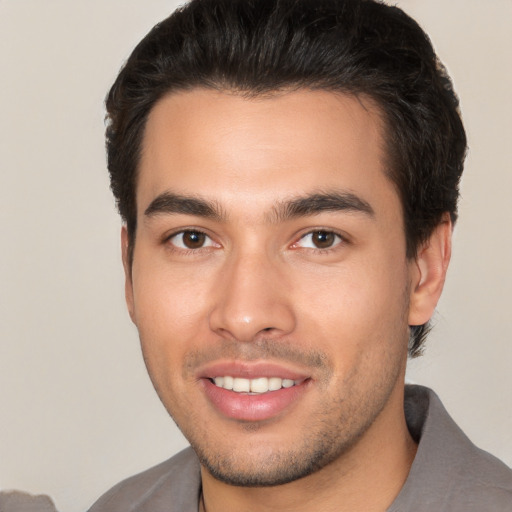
left=295, top=230, right=343, bottom=250
left=168, top=230, right=217, bottom=250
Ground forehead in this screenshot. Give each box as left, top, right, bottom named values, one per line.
left=138, top=88, right=399, bottom=221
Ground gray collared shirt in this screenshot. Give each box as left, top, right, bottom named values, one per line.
left=89, top=385, right=512, bottom=511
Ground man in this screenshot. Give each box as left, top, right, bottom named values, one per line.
left=89, top=0, right=512, bottom=510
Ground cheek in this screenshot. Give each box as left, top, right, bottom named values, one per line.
left=130, top=263, right=213, bottom=386
left=132, top=256, right=211, bottom=330
left=291, top=251, right=409, bottom=362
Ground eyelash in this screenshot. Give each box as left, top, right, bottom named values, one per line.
left=164, top=229, right=219, bottom=253
left=292, top=229, right=347, bottom=253
left=164, top=228, right=347, bottom=254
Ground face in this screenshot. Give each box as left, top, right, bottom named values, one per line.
left=126, top=89, right=419, bottom=486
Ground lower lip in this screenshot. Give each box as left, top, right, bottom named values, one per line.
left=201, top=379, right=309, bottom=422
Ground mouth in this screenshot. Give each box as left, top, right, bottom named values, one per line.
left=198, top=363, right=311, bottom=422
left=210, top=376, right=302, bottom=394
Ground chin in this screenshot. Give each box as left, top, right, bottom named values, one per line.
left=190, top=418, right=365, bottom=488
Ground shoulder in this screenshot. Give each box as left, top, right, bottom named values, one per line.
left=392, top=386, right=512, bottom=511
left=445, top=430, right=512, bottom=510
left=88, top=447, right=201, bottom=512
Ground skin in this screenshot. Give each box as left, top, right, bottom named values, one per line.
left=123, top=89, right=451, bottom=512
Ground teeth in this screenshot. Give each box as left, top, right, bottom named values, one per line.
left=233, top=377, right=250, bottom=392
left=268, top=377, right=282, bottom=391
left=250, top=377, right=269, bottom=393
left=282, top=379, right=295, bottom=388
left=224, top=376, right=234, bottom=389
left=212, top=376, right=300, bottom=394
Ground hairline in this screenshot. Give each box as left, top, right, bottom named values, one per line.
left=127, top=84, right=412, bottom=264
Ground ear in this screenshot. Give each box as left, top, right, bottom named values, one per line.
left=408, top=214, right=452, bottom=326
left=121, top=226, right=137, bottom=324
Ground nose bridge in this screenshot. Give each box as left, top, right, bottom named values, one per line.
left=208, top=245, right=295, bottom=342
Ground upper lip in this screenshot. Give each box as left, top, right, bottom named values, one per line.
left=196, top=360, right=310, bottom=381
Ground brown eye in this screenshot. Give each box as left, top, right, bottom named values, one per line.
left=295, top=230, right=342, bottom=250
left=182, top=231, right=205, bottom=248
left=311, top=231, right=336, bottom=249
left=169, top=230, right=214, bottom=250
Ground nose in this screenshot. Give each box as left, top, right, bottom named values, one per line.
left=208, top=250, right=296, bottom=343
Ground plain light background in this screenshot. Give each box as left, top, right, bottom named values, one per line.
left=1, top=1, right=511, bottom=511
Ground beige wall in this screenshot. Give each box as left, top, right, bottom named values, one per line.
left=0, top=1, right=510, bottom=511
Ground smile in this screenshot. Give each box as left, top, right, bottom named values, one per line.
left=212, top=376, right=300, bottom=394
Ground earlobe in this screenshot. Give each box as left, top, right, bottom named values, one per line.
left=121, top=226, right=137, bottom=324
left=408, top=215, right=452, bottom=326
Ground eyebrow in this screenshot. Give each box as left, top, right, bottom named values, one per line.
left=269, top=191, right=375, bottom=223
left=144, top=192, right=225, bottom=221
left=143, top=190, right=374, bottom=223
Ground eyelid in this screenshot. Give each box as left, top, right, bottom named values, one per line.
left=291, top=229, right=347, bottom=250
left=165, top=228, right=220, bottom=251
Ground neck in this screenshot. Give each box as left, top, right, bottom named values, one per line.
left=200, top=384, right=417, bottom=512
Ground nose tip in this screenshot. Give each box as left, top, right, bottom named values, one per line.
left=208, top=256, right=296, bottom=343
left=210, top=298, right=295, bottom=343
